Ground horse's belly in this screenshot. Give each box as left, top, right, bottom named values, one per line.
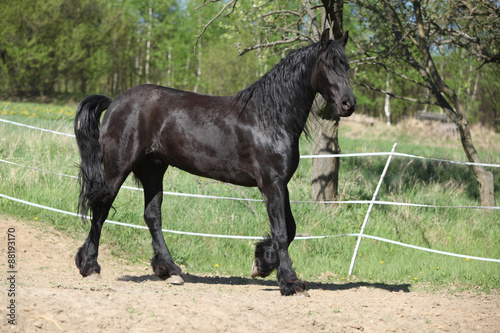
left=152, top=104, right=264, bottom=187
left=167, top=153, right=258, bottom=187
left=156, top=130, right=258, bottom=187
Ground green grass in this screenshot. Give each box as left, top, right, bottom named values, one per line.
left=1, top=100, right=499, bottom=290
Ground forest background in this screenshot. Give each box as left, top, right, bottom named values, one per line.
left=1, top=0, right=498, bottom=130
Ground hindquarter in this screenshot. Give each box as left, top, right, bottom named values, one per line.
left=99, top=86, right=166, bottom=181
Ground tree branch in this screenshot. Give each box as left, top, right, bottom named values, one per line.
left=239, top=36, right=302, bottom=55
left=261, top=10, right=301, bottom=18
left=353, top=79, right=438, bottom=105
left=354, top=61, right=431, bottom=89
left=194, top=0, right=238, bottom=56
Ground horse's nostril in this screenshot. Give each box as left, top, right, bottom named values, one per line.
left=342, top=100, right=351, bottom=110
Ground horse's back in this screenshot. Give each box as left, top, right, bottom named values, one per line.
left=101, top=84, right=234, bottom=142
left=99, top=84, right=262, bottom=186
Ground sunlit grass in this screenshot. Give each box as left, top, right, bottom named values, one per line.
left=0, top=101, right=75, bottom=120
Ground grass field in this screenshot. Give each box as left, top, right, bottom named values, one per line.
left=1, top=100, right=499, bottom=290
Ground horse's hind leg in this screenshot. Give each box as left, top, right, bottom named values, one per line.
left=133, top=159, right=183, bottom=284
left=75, top=192, right=117, bottom=278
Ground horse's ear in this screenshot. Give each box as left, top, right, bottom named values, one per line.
left=339, top=31, right=349, bottom=47
left=320, top=29, right=330, bottom=50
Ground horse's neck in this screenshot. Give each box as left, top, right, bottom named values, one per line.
left=270, top=60, right=317, bottom=137
left=235, top=47, right=318, bottom=139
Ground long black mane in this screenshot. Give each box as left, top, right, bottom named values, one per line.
left=235, top=39, right=349, bottom=139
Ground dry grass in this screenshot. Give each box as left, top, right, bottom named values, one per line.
left=341, top=114, right=500, bottom=156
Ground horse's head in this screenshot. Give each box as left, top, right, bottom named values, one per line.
left=312, top=29, right=356, bottom=118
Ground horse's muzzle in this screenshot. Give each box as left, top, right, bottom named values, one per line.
left=340, top=97, right=356, bottom=117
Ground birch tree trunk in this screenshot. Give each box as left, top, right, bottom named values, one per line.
left=193, top=12, right=202, bottom=93
left=145, top=4, right=152, bottom=84
left=384, top=72, right=391, bottom=126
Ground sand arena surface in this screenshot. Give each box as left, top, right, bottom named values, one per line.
left=1, top=217, right=499, bottom=332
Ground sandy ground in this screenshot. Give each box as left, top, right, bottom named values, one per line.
left=1, top=217, right=499, bottom=332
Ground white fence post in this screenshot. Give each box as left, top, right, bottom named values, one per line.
left=348, top=143, right=398, bottom=276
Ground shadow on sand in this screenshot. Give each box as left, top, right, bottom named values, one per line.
left=118, top=273, right=411, bottom=293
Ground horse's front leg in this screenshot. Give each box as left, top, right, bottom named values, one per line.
left=253, top=180, right=308, bottom=296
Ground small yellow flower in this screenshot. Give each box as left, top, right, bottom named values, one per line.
left=215, top=264, right=219, bottom=268
left=466, top=258, right=470, bottom=261
left=414, top=277, right=418, bottom=281
left=35, top=217, right=38, bottom=220
left=436, top=267, right=439, bottom=270
left=379, top=261, right=384, bottom=264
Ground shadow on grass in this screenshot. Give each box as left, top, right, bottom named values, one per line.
left=118, top=273, right=411, bottom=293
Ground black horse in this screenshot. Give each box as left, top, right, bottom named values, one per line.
left=74, top=29, right=356, bottom=296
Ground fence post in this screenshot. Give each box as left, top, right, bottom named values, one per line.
left=348, top=143, right=398, bottom=276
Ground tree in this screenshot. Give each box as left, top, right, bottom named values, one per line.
left=350, top=0, right=498, bottom=206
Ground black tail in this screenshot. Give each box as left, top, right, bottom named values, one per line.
left=74, top=95, right=114, bottom=223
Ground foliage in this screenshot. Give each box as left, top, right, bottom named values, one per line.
left=348, top=0, right=500, bottom=127
left=0, top=0, right=498, bottom=130
left=0, top=0, right=269, bottom=99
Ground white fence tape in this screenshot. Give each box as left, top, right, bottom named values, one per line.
left=1, top=157, right=499, bottom=210
left=1, top=192, right=499, bottom=262
left=0, top=117, right=76, bottom=138
left=0, top=158, right=79, bottom=179
left=301, top=152, right=500, bottom=168
left=2, top=117, right=500, bottom=167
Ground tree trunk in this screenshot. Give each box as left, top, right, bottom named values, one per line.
left=410, top=0, right=495, bottom=207
left=311, top=96, right=341, bottom=201
left=310, top=0, right=345, bottom=202
left=194, top=12, right=202, bottom=93
left=145, top=4, right=153, bottom=84
left=457, top=118, right=496, bottom=207
left=384, top=72, right=391, bottom=126
left=167, top=46, right=172, bottom=87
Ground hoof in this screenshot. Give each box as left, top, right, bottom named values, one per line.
left=251, top=261, right=259, bottom=279
left=166, top=275, right=184, bottom=285
left=88, top=272, right=102, bottom=280
left=294, top=290, right=310, bottom=298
